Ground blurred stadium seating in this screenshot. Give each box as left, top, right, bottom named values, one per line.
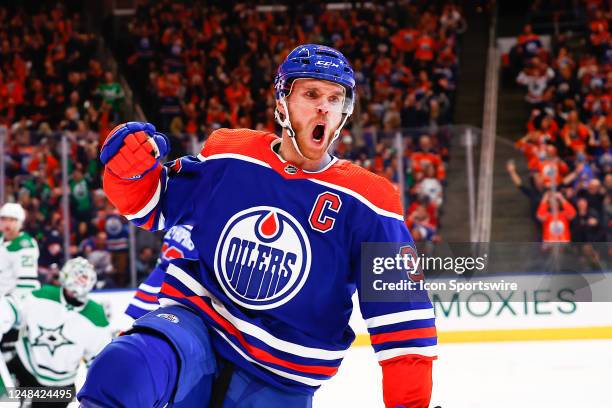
left=1, top=0, right=609, bottom=289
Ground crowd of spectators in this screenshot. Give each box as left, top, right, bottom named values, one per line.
left=1, top=1, right=467, bottom=291
left=0, top=3, right=129, bottom=286
left=119, top=0, right=466, bottom=242
left=507, top=1, right=611, bottom=248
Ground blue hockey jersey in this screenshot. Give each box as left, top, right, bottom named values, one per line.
left=104, top=128, right=437, bottom=395
left=125, top=225, right=198, bottom=319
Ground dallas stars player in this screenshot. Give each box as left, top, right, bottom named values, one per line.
left=0, top=258, right=112, bottom=407
left=0, top=203, right=40, bottom=297
left=1, top=202, right=40, bottom=383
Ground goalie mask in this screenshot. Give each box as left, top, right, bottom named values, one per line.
left=59, top=257, right=97, bottom=303
left=274, top=44, right=355, bottom=157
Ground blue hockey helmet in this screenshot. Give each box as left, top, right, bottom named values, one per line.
left=274, top=44, right=356, bottom=156
left=274, top=44, right=355, bottom=115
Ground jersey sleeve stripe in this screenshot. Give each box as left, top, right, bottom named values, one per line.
left=370, top=327, right=437, bottom=345
left=365, top=308, right=435, bottom=329
left=165, top=264, right=347, bottom=360
left=157, top=212, right=166, bottom=230
left=138, top=283, right=161, bottom=294
left=128, top=298, right=160, bottom=311
left=4, top=297, right=19, bottom=326
left=137, top=208, right=158, bottom=231
left=17, top=277, right=40, bottom=281
left=16, top=283, right=40, bottom=288
left=372, top=337, right=437, bottom=353
left=375, top=346, right=438, bottom=362
left=367, top=318, right=436, bottom=335
left=158, top=297, right=183, bottom=308
left=16, top=277, right=40, bottom=289
left=134, top=291, right=158, bottom=303
left=125, top=180, right=162, bottom=220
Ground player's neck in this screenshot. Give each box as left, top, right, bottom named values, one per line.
left=278, top=135, right=332, bottom=172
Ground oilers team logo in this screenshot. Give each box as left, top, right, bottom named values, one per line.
left=214, top=206, right=311, bottom=310
left=105, top=216, right=123, bottom=235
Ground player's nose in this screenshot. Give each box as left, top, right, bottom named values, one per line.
left=316, top=101, right=330, bottom=115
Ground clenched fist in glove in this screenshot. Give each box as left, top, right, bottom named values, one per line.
left=100, top=122, right=170, bottom=180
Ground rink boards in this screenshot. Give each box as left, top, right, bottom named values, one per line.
left=90, top=271, right=612, bottom=344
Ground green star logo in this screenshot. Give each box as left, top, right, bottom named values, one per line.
left=32, top=324, right=74, bottom=356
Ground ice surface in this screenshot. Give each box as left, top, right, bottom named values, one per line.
left=315, top=340, right=612, bottom=407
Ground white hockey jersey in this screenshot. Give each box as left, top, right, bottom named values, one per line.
left=1, top=285, right=112, bottom=386
left=0, top=232, right=40, bottom=297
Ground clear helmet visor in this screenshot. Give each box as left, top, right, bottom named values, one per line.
left=284, top=98, right=351, bottom=116
left=283, top=78, right=354, bottom=116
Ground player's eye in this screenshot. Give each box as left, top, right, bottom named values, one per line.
left=329, top=95, right=342, bottom=104
left=304, top=90, right=318, bottom=98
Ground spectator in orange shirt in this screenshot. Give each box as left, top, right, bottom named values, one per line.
left=589, top=9, right=610, bottom=56
left=406, top=199, right=439, bottom=242
left=582, top=78, right=611, bottom=123
left=3, top=71, right=26, bottom=110
left=537, top=191, right=576, bottom=242
left=414, top=31, right=437, bottom=70
left=537, top=145, right=569, bottom=188
left=516, top=112, right=558, bottom=170
left=224, top=78, right=249, bottom=111
left=392, top=27, right=420, bottom=53
left=560, top=110, right=594, bottom=155
left=515, top=130, right=546, bottom=170
left=526, top=111, right=558, bottom=139
left=391, top=27, right=420, bottom=66
left=411, top=135, right=446, bottom=181
left=27, top=143, right=60, bottom=188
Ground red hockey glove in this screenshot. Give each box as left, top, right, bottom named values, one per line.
left=100, top=122, right=169, bottom=180
left=381, top=355, right=433, bottom=408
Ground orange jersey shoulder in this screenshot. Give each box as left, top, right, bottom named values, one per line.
left=200, top=129, right=403, bottom=218
left=200, top=128, right=278, bottom=159
left=314, top=160, right=404, bottom=217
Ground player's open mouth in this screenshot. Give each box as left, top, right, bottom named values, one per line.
left=312, top=124, right=325, bottom=143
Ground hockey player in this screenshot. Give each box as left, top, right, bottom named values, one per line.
left=1, top=203, right=41, bottom=371
left=125, top=225, right=198, bottom=319
left=79, top=44, right=437, bottom=407
left=0, top=257, right=111, bottom=407
left=0, top=203, right=40, bottom=297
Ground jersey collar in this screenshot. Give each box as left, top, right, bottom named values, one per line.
left=269, top=139, right=338, bottom=175
left=60, top=288, right=87, bottom=312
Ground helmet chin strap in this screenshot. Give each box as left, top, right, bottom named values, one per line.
left=331, top=113, right=350, bottom=145
left=274, top=96, right=306, bottom=158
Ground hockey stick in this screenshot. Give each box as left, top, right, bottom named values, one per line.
left=0, top=353, right=20, bottom=408
left=0, top=351, right=14, bottom=390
